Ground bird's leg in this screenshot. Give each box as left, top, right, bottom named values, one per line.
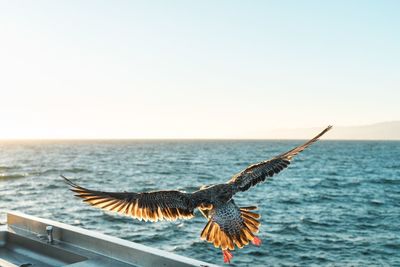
left=251, top=236, right=262, bottom=246
left=222, top=249, right=233, bottom=264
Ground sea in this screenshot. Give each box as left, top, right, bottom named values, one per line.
left=0, top=140, right=399, bottom=266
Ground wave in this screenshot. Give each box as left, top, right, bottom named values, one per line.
left=0, top=173, right=27, bottom=180
left=384, top=243, right=400, bottom=250
left=41, top=168, right=90, bottom=175
left=301, top=218, right=333, bottom=227
left=280, top=198, right=302, bottom=204
left=270, top=224, right=304, bottom=235
left=0, top=166, right=17, bottom=171
left=0, top=167, right=91, bottom=181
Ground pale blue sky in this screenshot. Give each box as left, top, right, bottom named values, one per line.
left=0, top=1, right=399, bottom=138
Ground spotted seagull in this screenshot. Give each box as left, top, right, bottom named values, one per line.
left=62, top=126, right=332, bottom=264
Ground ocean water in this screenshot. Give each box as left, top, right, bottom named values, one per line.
left=0, top=140, right=399, bottom=266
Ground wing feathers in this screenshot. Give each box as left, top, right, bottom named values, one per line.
left=229, top=126, right=332, bottom=192
left=62, top=175, right=195, bottom=222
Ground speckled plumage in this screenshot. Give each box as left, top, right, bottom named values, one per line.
left=62, top=126, right=332, bottom=263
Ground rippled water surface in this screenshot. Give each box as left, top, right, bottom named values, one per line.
left=0, top=140, right=399, bottom=266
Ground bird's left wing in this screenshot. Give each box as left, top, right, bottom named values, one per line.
left=228, top=126, right=332, bottom=192
left=62, top=175, right=196, bottom=222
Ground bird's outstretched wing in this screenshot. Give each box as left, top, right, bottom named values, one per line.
left=62, top=175, right=196, bottom=222
left=228, top=126, right=332, bottom=192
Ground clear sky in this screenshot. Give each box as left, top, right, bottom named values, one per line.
left=0, top=1, right=399, bottom=139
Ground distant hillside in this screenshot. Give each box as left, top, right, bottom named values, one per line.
left=265, top=121, right=400, bottom=140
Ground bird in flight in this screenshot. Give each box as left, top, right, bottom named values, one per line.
left=62, top=126, right=332, bottom=264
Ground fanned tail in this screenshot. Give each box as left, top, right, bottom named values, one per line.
left=200, top=206, right=261, bottom=250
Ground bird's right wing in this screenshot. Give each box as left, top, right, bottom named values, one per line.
left=62, top=176, right=196, bottom=222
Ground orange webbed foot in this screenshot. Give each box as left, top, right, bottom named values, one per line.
left=251, top=236, right=262, bottom=246
left=222, top=249, right=233, bottom=264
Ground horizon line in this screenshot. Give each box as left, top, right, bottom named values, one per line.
left=0, top=137, right=399, bottom=142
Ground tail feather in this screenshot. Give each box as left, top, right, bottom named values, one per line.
left=200, top=220, right=212, bottom=239
left=242, top=226, right=255, bottom=239
left=239, top=206, right=257, bottom=211
left=242, top=214, right=260, bottom=226
left=220, top=231, right=228, bottom=250
left=241, top=210, right=261, bottom=219
left=243, top=218, right=259, bottom=233
left=209, top=224, right=217, bottom=241
left=227, top=233, right=234, bottom=250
